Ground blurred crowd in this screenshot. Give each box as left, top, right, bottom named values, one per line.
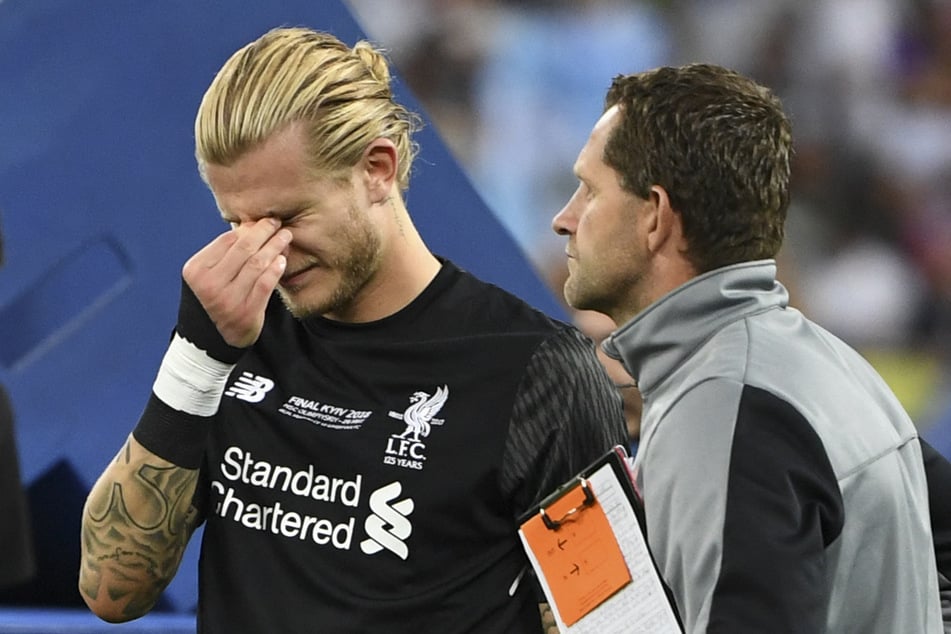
left=346, top=0, right=951, bottom=433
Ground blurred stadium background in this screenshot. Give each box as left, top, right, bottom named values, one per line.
left=348, top=0, right=951, bottom=438
left=1, top=0, right=949, bottom=630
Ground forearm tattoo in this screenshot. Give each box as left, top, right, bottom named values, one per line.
left=80, top=438, right=199, bottom=617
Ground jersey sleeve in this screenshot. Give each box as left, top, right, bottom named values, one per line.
left=708, top=384, right=844, bottom=632
left=498, top=326, right=628, bottom=518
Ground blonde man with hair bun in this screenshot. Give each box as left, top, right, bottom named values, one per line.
left=79, top=27, right=627, bottom=633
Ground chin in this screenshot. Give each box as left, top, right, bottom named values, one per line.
left=277, top=287, right=316, bottom=319
left=565, top=288, right=606, bottom=316
left=280, top=284, right=354, bottom=320
left=563, top=282, right=589, bottom=312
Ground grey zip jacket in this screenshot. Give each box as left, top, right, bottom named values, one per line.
left=604, top=260, right=946, bottom=633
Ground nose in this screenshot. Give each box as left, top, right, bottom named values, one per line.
left=552, top=202, right=576, bottom=236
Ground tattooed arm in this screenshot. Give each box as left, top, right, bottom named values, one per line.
left=79, top=434, right=201, bottom=622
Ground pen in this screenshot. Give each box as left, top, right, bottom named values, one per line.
left=508, top=565, right=527, bottom=596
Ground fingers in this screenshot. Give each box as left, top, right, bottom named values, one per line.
left=181, top=218, right=292, bottom=348
left=184, top=219, right=285, bottom=289
left=242, top=241, right=287, bottom=313
left=229, top=226, right=291, bottom=299
left=216, top=218, right=284, bottom=281
left=185, top=218, right=281, bottom=279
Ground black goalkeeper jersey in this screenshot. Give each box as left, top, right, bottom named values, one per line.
left=193, top=260, right=627, bottom=633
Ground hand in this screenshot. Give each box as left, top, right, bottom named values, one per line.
left=182, top=218, right=291, bottom=348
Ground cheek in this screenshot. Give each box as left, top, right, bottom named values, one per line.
left=282, top=229, right=323, bottom=260
left=578, top=206, right=618, bottom=246
left=582, top=213, right=637, bottom=276
left=576, top=206, right=596, bottom=237
left=287, top=218, right=339, bottom=249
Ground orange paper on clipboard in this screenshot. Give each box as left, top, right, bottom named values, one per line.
left=519, top=479, right=631, bottom=625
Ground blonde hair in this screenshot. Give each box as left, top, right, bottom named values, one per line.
left=195, top=27, right=421, bottom=190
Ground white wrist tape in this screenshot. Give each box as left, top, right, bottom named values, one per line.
left=152, top=332, right=236, bottom=416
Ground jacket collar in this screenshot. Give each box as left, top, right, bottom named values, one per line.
left=602, top=260, right=787, bottom=395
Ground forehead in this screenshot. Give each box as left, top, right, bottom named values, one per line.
left=575, top=106, right=621, bottom=176
left=202, top=124, right=342, bottom=220
left=204, top=124, right=311, bottom=191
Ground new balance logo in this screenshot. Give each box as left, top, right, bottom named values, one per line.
left=360, top=481, right=414, bottom=560
left=225, top=372, right=274, bottom=403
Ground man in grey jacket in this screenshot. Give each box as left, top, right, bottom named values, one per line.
left=551, top=63, right=951, bottom=632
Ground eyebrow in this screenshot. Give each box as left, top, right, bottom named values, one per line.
left=220, top=205, right=307, bottom=224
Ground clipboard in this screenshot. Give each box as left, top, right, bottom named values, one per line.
left=518, top=446, right=683, bottom=633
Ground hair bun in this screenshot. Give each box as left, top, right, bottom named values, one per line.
left=353, top=41, right=392, bottom=88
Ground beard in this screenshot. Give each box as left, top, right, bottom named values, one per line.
left=278, top=203, right=383, bottom=320
left=564, top=255, right=644, bottom=325
left=564, top=271, right=607, bottom=313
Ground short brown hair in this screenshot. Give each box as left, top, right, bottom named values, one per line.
left=604, top=63, right=792, bottom=272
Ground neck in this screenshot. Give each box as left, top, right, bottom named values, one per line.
left=380, top=196, right=442, bottom=304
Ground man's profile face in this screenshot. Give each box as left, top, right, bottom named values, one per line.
left=552, top=106, right=652, bottom=322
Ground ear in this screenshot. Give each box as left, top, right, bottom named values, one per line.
left=644, top=185, right=682, bottom=253
left=362, top=138, right=398, bottom=203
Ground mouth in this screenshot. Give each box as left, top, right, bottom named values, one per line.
left=280, top=264, right=317, bottom=288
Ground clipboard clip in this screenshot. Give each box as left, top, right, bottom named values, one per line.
left=540, top=477, right=595, bottom=531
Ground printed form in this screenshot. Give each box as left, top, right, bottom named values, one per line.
left=520, top=460, right=682, bottom=633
